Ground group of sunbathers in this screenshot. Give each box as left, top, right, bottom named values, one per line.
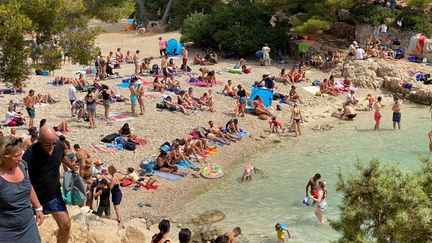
left=319, top=75, right=352, bottom=96
left=161, top=86, right=214, bottom=114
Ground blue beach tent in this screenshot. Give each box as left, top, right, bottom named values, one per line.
left=247, top=86, right=273, bottom=109
left=166, top=39, right=183, bottom=56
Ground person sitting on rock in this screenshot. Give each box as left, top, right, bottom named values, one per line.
left=340, top=101, right=357, bottom=120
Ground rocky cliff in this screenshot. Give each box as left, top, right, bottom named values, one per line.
left=330, top=59, right=432, bottom=104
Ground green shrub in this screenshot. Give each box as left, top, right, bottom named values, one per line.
left=351, top=5, right=396, bottom=26
left=406, top=0, right=432, bottom=9
left=397, top=10, right=432, bottom=36
left=180, top=13, right=212, bottom=47
left=180, top=3, right=288, bottom=57
left=293, top=18, right=331, bottom=36
left=171, top=0, right=222, bottom=29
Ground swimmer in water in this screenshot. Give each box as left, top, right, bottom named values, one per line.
left=306, top=173, right=321, bottom=199
left=275, top=223, right=291, bottom=242
left=242, top=164, right=256, bottom=182
left=429, top=130, right=432, bottom=151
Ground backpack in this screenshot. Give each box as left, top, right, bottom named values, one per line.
left=151, top=64, right=160, bottom=74
left=63, top=171, right=86, bottom=206
left=123, top=141, right=136, bottom=151
left=101, top=133, right=119, bottom=143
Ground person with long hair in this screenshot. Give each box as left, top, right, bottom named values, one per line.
left=0, top=136, right=44, bottom=242
left=129, top=77, right=139, bottom=116
left=235, top=85, right=247, bottom=117
left=107, top=165, right=122, bottom=223
left=100, top=84, right=114, bottom=125
left=85, top=89, right=97, bottom=129
left=151, top=219, right=171, bottom=243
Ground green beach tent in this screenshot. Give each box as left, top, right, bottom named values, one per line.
left=298, top=42, right=312, bottom=53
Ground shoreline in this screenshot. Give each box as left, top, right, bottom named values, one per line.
left=1, top=28, right=427, bottom=231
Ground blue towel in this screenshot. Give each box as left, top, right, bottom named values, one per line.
left=207, top=139, right=227, bottom=147
left=153, top=166, right=189, bottom=181
left=116, top=83, right=139, bottom=89
left=235, top=130, right=248, bottom=138
left=177, top=160, right=196, bottom=168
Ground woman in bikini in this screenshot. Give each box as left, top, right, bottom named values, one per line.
left=153, top=77, right=165, bottom=92
left=290, top=104, right=303, bottom=137
left=277, top=68, right=291, bottom=84
left=313, top=181, right=328, bottom=224
left=252, top=96, right=272, bottom=118
left=155, top=151, right=187, bottom=176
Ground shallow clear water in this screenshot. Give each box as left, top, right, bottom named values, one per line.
left=180, top=105, right=431, bottom=242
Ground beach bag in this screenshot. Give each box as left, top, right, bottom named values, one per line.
left=395, top=49, right=404, bottom=59
left=186, top=65, right=192, bottom=72
left=151, top=64, right=160, bottom=74
left=124, top=141, right=136, bottom=151
left=256, top=50, right=263, bottom=58
left=156, top=102, right=165, bottom=109
left=101, top=133, right=119, bottom=143
left=189, top=77, right=198, bottom=83
left=393, top=38, right=401, bottom=46
left=312, top=79, right=320, bottom=86
left=63, top=171, right=86, bottom=206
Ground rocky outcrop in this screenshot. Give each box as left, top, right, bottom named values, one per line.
left=330, top=59, right=432, bottom=104
left=191, top=210, right=225, bottom=225
left=328, top=22, right=355, bottom=41
left=39, top=206, right=157, bottom=243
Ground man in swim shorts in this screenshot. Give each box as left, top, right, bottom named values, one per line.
left=24, top=89, right=38, bottom=128
left=373, top=96, right=382, bottom=131
left=392, top=96, right=401, bottom=130
left=306, top=173, right=321, bottom=199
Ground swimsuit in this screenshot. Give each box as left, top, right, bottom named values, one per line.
left=374, top=112, right=381, bottom=122
left=130, top=94, right=138, bottom=105
left=392, top=112, right=401, bottom=123
left=26, top=107, right=35, bottom=118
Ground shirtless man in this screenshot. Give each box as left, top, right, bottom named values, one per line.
left=133, top=50, right=140, bottom=76
left=24, top=89, right=38, bottom=128
left=306, top=173, right=321, bottom=199
left=181, top=47, right=188, bottom=70
left=136, top=83, right=145, bottom=115
left=392, top=96, right=401, bottom=130
left=209, top=121, right=240, bottom=142
left=161, top=55, right=169, bottom=83
left=225, top=227, right=241, bottom=243
left=115, top=48, right=124, bottom=63
left=374, top=96, right=382, bottom=131
left=199, top=67, right=216, bottom=85
left=167, top=75, right=181, bottom=91
left=340, top=101, right=357, bottom=120
left=220, top=80, right=237, bottom=97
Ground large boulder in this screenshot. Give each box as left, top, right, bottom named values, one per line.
left=328, top=22, right=355, bottom=41
left=39, top=206, right=157, bottom=243
left=191, top=210, right=226, bottom=225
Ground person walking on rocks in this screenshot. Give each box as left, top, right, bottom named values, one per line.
left=373, top=96, right=382, bottom=131
left=392, top=96, right=401, bottom=130
left=24, top=126, right=75, bottom=243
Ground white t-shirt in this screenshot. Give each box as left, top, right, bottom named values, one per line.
left=355, top=48, right=365, bottom=60
left=5, top=111, right=15, bottom=123
left=68, top=85, right=77, bottom=101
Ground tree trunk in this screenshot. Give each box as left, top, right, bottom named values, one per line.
left=136, top=0, right=147, bottom=25
left=161, top=0, right=174, bottom=25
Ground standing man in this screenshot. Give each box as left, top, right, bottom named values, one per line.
left=374, top=96, right=382, bottom=131
left=24, top=126, right=74, bottom=243
left=161, top=55, right=169, bottom=83
left=159, top=37, right=167, bottom=57
left=133, top=50, right=140, bottom=76
left=306, top=173, right=321, bottom=199
left=68, top=82, right=77, bottom=117
left=24, top=89, right=38, bottom=128
left=181, top=47, right=188, bottom=71
left=392, top=96, right=401, bottom=130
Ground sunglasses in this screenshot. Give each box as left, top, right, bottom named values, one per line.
left=42, top=141, right=57, bottom=147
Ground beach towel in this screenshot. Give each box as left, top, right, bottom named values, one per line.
left=98, top=112, right=134, bottom=122
left=168, top=55, right=183, bottom=60
left=48, top=81, right=64, bottom=86
left=91, top=144, right=118, bottom=153
left=303, top=86, right=320, bottom=95
left=235, top=129, right=249, bottom=138
left=334, top=80, right=357, bottom=92
left=115, top=81, right=152, bottom=89
left=153, top=166, right=189, bottom=181
left=177, top=160, right=196, bottom=168
left=188, top=80, right=223, bottom=87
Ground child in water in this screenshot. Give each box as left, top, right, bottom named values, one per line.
left=269, top=116, right=286, bottom=133
left=365, top=94, right=375, bottom=111
left=275, top=223, right=291, bottom=242
left=242, top=164, right=257, bottom=182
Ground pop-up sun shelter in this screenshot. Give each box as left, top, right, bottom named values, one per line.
left=166, top=39, right=183, bottom=56
left=246, top=86, right=273, bottom=109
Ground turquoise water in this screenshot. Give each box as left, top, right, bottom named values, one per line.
left=180, top=105, right=431, bottom=242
